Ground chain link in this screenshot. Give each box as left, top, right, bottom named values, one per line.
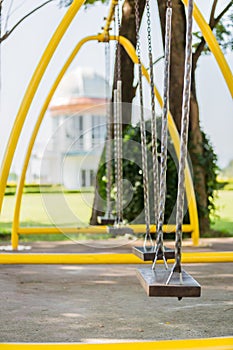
left=117, top=80, right=123, bottom=223
left=145, top=0, right=159, bottom=249
left=135, top=0, right=151, bottom=246
left=116, top=2, right=121, bottom=82
left=105, top=43, right=112, bottom=217
left=152, top=5, right=172, bottom=270
left=167, top=0, right=194, bottom=285
left=113, top=89, right=119, bottom=222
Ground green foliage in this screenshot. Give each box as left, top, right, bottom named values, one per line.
left=214, top=17, right=233, bottom=52
left=201, top=131, right=219, bottom=218
left=188, top=130, right=219, bottom=224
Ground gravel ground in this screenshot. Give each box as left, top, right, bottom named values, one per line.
left=0, top=238, right=232, bottom=343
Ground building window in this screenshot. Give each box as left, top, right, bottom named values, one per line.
left=79, top=116, right=84, bottom=147
left=81, top=169, right=86, bottom=187
left=91, top=115, right=106, bottom=147
left=90, top=170, right=95, bottom=186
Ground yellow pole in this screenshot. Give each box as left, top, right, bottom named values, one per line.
left=0, top=252, right=232, bottom=264
left=0, top=0, right=86, bottom=213
left=13, top=35, right=199, bottom=249
left=0, top=338, right=233, bottom=349
left=182, top=0, right=233, bottom=99
left=102, top=0, right=118, bottom=39
left=17, top=224, right=193, bottom=235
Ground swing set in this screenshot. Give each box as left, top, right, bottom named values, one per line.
left=0, top=0, right=233, bottom=347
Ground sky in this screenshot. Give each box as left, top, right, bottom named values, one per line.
left=0, top=0, right=232, bottom=175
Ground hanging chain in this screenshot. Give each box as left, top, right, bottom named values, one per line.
left=113, top=2, right=123, bottom=224
left=152, top=1, right=172, bottom=269
left=145, top=0, right=159, bottom=249
left=166, top=0, right=194, bottom=285
left=116, top=2, right=121, bottom=82
left=135, top=0, right=151, bottom=247
left=113, top=89, right=119, bottom=221
left=115, top=2, right=123, bottom=224
left=113, top=6, right=119, bottom=221
left=105, top=42, right=112, bottom=218
left=117, top=80, right=123, bottom=223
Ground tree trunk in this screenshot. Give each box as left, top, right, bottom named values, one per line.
left=113, top=0, right=146, bottom=126
left=157, top=0, right=209, bottom=233
left=158, top=0, right=186, bottom=133
left=90, top=0, right=146, bottom=225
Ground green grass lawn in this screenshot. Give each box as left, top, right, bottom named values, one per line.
left=0, top=190, right=232, bottom=240
left=210, top=190, right=233, bottom=235
left=0, top=192, right=94, bottom=240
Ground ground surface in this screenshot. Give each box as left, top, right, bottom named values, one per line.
left=0, top=238, right=232, bottom=343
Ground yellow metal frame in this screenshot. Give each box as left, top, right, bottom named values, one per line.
left=0, top=2, right=233, bottom=349
left=0, top=337, right=232, bottom=349
left=17, top=224, right=193, bottom=235
left=11, top=33, right=199, bottom=249
left=0, top=0, right=231, bottom=251
left=0, top=251, right=233, bottom=264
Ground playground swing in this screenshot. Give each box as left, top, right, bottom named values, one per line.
left=133, top=0, right=175, bottom=262
left=134, top=0, right=201, bottom=299
left=99, top=3, right=134, bottom=235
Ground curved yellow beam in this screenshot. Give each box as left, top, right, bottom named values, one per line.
left=0, top=0, right=86, bottom=212
left=0, top=337, right=233, bottom=349
left=0, top=252, right=233, bottom=264
left=182, top=0, right=233, bottom=98
left=12, top=34, right=199, bottom=249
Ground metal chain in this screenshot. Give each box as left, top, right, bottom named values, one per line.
left=113, top=1, right=123, bottom=224
left=152, top=3, right=172, bottom=269
left=116, top=2, right=121, bottom=82
left=166, top=0, right=194, bottom=285
left=145, top=0, right=159, bottom=249
left=105, top=43, right=112, bottom=217
left=117, top=80, right=123, bottom=223
left=113, top=89, right=119, bottom=222
left=135, top=0, right=151, bottom=246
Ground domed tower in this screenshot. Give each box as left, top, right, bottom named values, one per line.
left=47, top=67, right=108, bottom=189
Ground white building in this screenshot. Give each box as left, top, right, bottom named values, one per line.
left=29, top=68, right=108, bottom=189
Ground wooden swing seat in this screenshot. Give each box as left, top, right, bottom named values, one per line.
left=133, top=246, right=175, bottom=261
left=137, top=267, right=201, bottom=299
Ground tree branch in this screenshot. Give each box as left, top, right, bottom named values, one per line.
left=193, top=0, right=232, bottom=68
left=209, top=0, right=218, bottom=28
left=0, top=0, right=55, bottom=43
left=214, top=1, right=232, bottom=25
